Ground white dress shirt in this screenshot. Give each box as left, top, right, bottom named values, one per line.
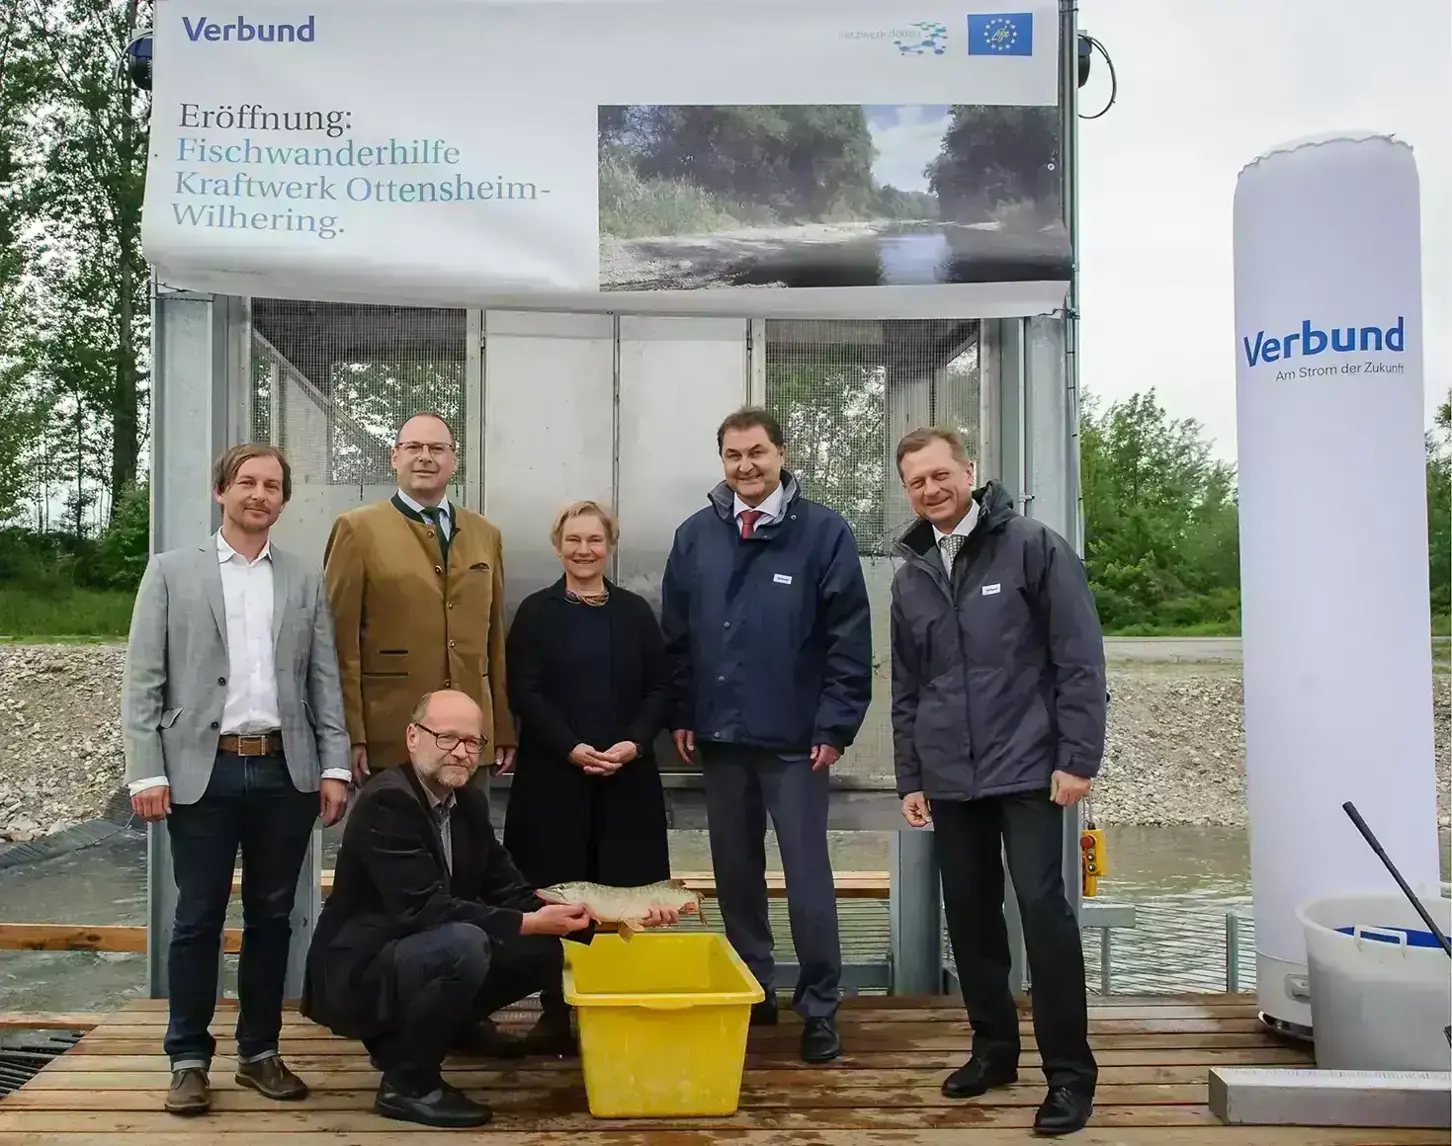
left=397, top=489, right=452, bottom=539
left=732, top=482, right=786, bottom=532
left=931, top=499, right=981, bottom=574
left=129, top=531, right=352, bottom=795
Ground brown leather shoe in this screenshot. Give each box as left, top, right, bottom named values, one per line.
left=164, top=1067, right=210, bottom=1115
left=235, top=1056, right=309, bottom=1100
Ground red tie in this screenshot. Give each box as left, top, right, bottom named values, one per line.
left=739, top=509, right=764, bottom=539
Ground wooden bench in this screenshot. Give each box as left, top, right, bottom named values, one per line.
left=222, top=868, right=895, bottom=897
left=0, top=873, right=890, bottom=956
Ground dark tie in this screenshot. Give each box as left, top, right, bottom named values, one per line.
left=739, top=509, right=764, bottom=539
left=939, top=534, right=966, bottom=569
left=423, top=506, right=450, bottom=563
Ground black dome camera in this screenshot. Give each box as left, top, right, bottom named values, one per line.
left=1077, top=32, right=1092, bottom=87
left=124, top=30, right=153, bottom=92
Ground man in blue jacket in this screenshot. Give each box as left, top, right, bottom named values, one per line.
left=661, top=406, right=872, bottom=1064
left=890, top=426, right=1105, bottom=1137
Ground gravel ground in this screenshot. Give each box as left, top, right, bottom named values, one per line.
left=0, top=643, right=1447, bottom=840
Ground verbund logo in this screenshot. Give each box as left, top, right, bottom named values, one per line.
left=182, top=15, right=316, bottom=42
left=1241, top=317, right=1406, bottom=367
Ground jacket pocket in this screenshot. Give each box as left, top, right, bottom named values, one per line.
left=159, top=707, right=183, bottom=729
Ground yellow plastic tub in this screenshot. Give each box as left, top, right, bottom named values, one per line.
left=561, top=931, right=765, bottom=1118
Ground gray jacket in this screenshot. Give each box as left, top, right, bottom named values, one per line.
left=121, top=538, right=352, bottom=805
left=889, top=481, right=1107, bottom=801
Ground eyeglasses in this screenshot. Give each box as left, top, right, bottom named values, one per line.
left=396, top=441, right=454, bottom=457
left=414, top=722, right=484, bottom=755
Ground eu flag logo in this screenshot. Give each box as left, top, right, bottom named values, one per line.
left=968, top=12, right=1034, bottom=56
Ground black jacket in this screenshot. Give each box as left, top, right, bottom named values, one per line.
left=300, top=762, right=592, bottom=1039
left=501, top=578, right=670, bottom=888
left=660, top=470, right=873, bottom=752
left=889, top=481, right=1107, bottom=801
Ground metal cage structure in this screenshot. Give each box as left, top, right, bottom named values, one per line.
left=144, top=2, right=1098, bottom=1000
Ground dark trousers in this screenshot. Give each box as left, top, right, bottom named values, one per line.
left=164, top=752, right=318, bottom=1069
left=362, top=921, right=564, bottom=1085
left=700, top=743, right=841, bottom=1019
left=933, top=791, right=1097, bottom=1094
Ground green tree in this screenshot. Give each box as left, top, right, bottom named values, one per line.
left=1428, top=394, right=1451, bottom=622
left=609, top=105, right=880, bottom=221
left=1079, top=390, right=1240, bottom=632
left=926, top=105, right=1061, bottom=223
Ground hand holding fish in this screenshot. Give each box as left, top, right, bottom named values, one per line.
left=536, top=879, right=702, bottom=941
left=521, top=902, right=593, bottom=936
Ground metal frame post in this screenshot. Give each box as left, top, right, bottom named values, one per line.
left=147, top=286, right=324, bottom=1002
left=889, top=828, right=941, bottom=994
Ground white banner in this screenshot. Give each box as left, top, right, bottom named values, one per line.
left=1232, top=132, right=1441, bottom=1030
left=142, top=0, right=1068, bottom=316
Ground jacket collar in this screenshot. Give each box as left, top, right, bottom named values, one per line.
left=895, top=480, right=1017, bottom=560
left=708, top=469, right=802, bottom=524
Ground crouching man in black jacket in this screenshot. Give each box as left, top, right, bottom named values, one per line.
left=302, top=689, right=666, bottom=1128
left=889, top=428, right=1106, bottom=1138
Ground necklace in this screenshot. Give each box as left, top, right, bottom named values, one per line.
left=566, top=586, right=609, bottom=607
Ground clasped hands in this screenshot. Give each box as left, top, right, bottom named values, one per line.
left=567, top=741, right=637, bottom=776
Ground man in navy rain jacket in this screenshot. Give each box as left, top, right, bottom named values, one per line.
left=661, top=406, right=872, bottom=1065
left=890, top=426, right=1105, bottom=1138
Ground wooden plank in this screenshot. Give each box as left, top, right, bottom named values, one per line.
left=0, top=1014, right=103, bottom=1031
left=0, top=1104, right=1231, bottom=1130
left=91, top=1001, right=1266, bottom=1025
left=0, top=1131, right=1444, bottom=1146
left=34, top=1048, right=1312, bottom=1075
left=0, top=1082, right=1215, bottom=1111
left=229, top=869, right=894, bottom=897
left=0, top=1064, right=1254, bottom=1091
left=0, top=926, right=241, bottom=955
left=75, top=1017, right=1275, bottom=1042
left=64, top=1033, right=1286, bottom=1056
left=106, top=993, right=1261, bottom=1013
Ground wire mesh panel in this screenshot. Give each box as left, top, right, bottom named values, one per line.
left=763, top=318, right=980, bottom=788
left=248, top=300, right=471, bottom=567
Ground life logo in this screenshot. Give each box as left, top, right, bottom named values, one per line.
left=181, top=14, right=316, bottom=42
left=895, top=22, right=949, bottom=56
left=967, top=12, right=1034, bottom=56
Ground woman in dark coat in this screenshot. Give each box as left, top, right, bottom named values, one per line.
left=501, top=499, right=670, bottom=893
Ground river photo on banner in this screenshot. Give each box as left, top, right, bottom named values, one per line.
left=597, top=103, right=1070, bottom=293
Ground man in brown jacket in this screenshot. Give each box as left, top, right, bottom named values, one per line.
left=324, top=412, right=516, bottom=785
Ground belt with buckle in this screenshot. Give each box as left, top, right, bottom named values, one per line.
left=219, top=731, right=284, bottom=756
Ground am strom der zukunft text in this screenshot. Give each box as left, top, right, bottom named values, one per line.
left=168, top=102, right=547, bottom=242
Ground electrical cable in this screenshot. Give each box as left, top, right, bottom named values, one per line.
left=1080, top=34, right=1117, bottom=120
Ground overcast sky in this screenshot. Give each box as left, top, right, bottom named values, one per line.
left=1074, top=0, right=1451, bottom=461
left=866, top=104, right=949, bottom=192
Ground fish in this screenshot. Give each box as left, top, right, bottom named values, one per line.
left=535, top=878, right=704, bottom=940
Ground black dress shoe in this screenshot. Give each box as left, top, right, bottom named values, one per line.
left=452, top=1018, right=526, bottom=1059
left=375, top=1076, right=493, bottom=1128
left=519, top=1013, right=578, bottom=1058
left=1033, top=1086, right=1093, bottom=1136
left=750, top=990, right=779, bottom=1027
left=799, top=1016, right=842, bottom=1064
left=941, top=1057, right=1019, bottom=1098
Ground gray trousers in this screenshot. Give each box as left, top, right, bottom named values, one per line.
left=700, top=743, right=842, bottom=1019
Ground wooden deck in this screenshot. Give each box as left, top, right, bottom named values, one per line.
left=0, top=994, right=1441, bottom=1144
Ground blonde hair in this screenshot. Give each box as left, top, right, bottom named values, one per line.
left=549, top=499, right=619, bottom=551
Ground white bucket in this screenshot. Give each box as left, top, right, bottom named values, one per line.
left=1296, top=890, right=1452, bottom=1071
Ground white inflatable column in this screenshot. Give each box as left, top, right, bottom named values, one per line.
left=1232, top=132, right=1441, bottom=1032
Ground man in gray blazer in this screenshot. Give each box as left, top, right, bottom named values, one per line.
left=122, top=443, right=351, bottom=1118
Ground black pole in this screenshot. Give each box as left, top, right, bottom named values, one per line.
left=1341, top=801, right=1452, bottom=959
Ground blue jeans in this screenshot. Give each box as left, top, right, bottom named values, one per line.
left=163, top=752, right=317, bottom=1069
